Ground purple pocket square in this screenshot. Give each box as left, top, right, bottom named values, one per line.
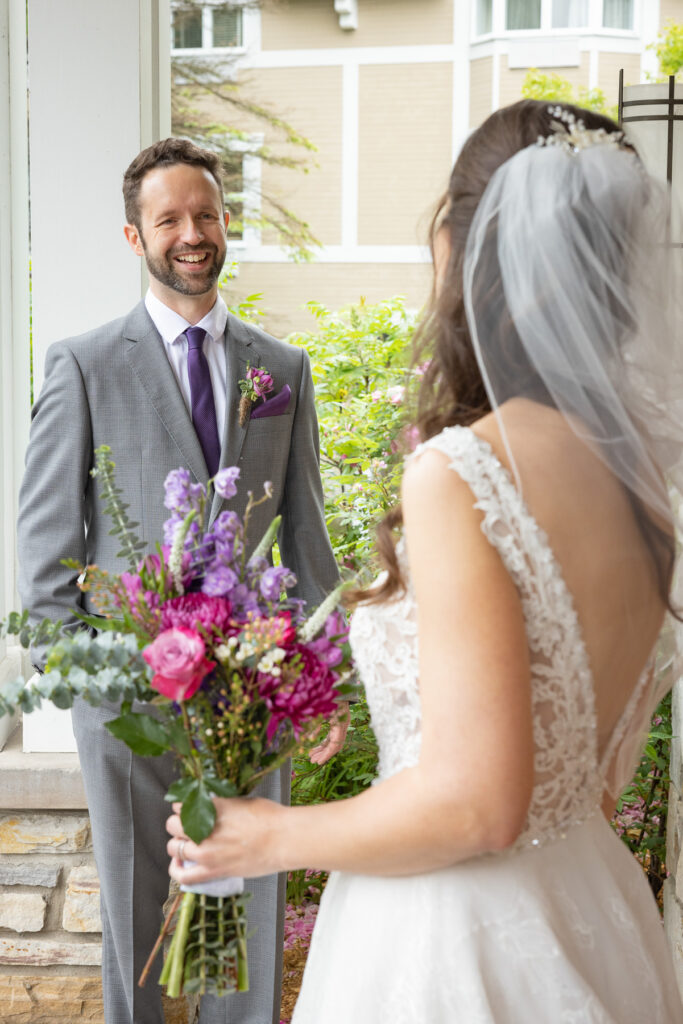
left=250, top=384, right=292, bottom=420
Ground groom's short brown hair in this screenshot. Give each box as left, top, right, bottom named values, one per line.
left=123, top=138, right=224, bottom=228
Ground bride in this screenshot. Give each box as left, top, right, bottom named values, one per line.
left=166, top=99, right=683, bottom=1021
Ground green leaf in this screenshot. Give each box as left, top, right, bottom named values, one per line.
left=181, top=779, right=216, bottom=843
left=74, top=612, right=127, bottom=633
left=251, top=515, right=282, bottom=561
left=165, top=717, right=192, bottom=758
left=165, top=777, right=200, bottom=804
left=51, top=683, right=75, bottom=710
left=105, top=711, right=170, bottom=757
left=205, top=777, right=238, bottom=798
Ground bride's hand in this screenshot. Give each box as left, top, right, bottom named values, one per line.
left=166, top=797, right=286, bottom=884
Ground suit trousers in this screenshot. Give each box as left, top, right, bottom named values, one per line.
left=72, top=697, right=288, bottom=1024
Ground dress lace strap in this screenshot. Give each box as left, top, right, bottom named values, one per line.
left=411, top=426, right=591, bottom=664
left=411, top=426, right=602, bottom=839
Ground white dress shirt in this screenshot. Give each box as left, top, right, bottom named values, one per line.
left=145, top=289, right=229, bottom=443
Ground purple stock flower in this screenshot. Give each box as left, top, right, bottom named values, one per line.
left=202, top=566, right=239, bottom=597
left=213, top=510, right=242, bottom=538
left=163, top=468, right=205, bottom=514
left=163, top=515, right=202, bottom=549
left=163, top=516, right=183, bottom=547
left=229, top=583, right=261, bottom=616
left=259, top=566, right=297, bottom=603
left=213, top=466, right=240, bottom=500
left=247, top=555, right=269, bottom=580
left=161, top=593, right=234, bottom=637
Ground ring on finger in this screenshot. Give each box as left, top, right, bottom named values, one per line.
left=177, top=839, right=186, bottom=863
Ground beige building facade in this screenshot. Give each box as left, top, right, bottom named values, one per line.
left=173, top=0, right=682, bottom=334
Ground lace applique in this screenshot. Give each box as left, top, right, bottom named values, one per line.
left=349, top=543, right=421, bottom=782
left=350, top=425, right=605, bottom=850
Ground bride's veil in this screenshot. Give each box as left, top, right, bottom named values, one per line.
left=462, top=114, right=683, bottom=797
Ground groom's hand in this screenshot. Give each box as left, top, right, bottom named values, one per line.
left=308, top=702, right=350, bottom=765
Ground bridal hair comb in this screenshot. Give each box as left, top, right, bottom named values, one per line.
left=537, top=105, right=628, bottom=154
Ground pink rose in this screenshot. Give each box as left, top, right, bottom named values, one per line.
left=142, top=627, right=215, bottom=702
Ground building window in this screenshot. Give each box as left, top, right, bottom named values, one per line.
left=172, top=4, right=243, bottom=51
left=212, top=8, right=242, bottom=48
left=173, top=7, right=203, bottom=49
left=552, top=0, right=589, bottom=28
left=506, top=0, right=541, bottom=30
left=476, top=0, right=493, bottom=35
left=602, top=0, right=633, bottom=30
left=226, top=163, right=245, bottom=243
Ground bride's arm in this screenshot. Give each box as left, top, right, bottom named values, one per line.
left=167, top=448, right=534, bottom=882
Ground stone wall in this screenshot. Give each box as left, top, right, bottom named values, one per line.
left=0, top=725, right=196, bottom=1023
left=0, top=733, right=104, bottom=1023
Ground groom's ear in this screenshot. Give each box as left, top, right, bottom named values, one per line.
left=224, top=211, right=230, bottom=232
left=124, top=223, right=144, bottom=256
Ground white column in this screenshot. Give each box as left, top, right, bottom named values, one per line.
left=453, top=0, right=471, bottom=160
left=0, top=0, right=31, bottom=750
left=640, top=0, right=661, bottom=83
left=22, top=0, right=170, bottom=752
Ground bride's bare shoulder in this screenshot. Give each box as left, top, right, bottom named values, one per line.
left=470, top=399, right=608, bottom=489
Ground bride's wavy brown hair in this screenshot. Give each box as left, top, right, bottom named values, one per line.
left=348, top=99, right=677, bottom=613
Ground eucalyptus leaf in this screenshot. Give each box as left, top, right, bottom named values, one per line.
left=51, top=683, right=74, bottom=710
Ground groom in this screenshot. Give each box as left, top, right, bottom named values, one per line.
left=17, top=138, right=345, bottom=1024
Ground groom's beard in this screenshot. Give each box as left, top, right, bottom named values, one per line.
left=142, top=240, right=226, bottom=296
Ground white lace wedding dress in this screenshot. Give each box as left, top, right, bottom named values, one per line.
left=292, top=426, right=683, bottom=1024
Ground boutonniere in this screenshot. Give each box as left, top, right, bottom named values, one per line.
left=238, top=365, right=274, bottom=426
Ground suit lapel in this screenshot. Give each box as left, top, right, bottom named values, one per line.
left=122, top=301, right=210, bottom=486
left=209, top=312, right=259, bottom=524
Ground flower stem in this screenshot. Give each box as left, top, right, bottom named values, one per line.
left=232, top=896, right=249, bottom=992
left=199, top=894, right=207, bottom=994
left=138, top=891, right=182, bottom=988
left=164, top=891, right=196, bottom=998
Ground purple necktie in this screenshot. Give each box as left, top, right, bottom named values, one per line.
left=186, top=326, right=221, bottom=478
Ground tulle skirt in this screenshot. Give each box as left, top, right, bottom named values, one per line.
left=292, top=814, right=682, bottom=1023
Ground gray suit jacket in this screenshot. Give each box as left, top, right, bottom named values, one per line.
left=18, top=300, right=339, bottom=640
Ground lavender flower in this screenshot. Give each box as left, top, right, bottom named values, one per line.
left=229, top=583, right=261, bottom=617
left=213, top=466, right=240, bottom=501
left=259, top=566, right=297, bottom=603
left=163, top=515, right=183, bottom=547
left=164, top=468, right=205, bottom=515
left=202, top=566, right=239, bottom=597
left=213, top=510, right=242, bottom=538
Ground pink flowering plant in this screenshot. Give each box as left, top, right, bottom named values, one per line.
left=0, top=445, right=353, bottom=999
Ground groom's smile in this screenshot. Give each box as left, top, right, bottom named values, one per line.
left=124, top=161, right=229, bottom=311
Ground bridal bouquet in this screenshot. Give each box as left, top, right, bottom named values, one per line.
left=0, top=446, right=352, bottom=998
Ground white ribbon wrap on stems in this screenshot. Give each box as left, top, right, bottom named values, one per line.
left=180, top=861, right=245, bottom=897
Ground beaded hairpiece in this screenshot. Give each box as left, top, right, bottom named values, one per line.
left=537, top=105, right=628, bottom=154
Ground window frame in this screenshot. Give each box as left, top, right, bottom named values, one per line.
left=220, top=134, right=264, bottom=252
left=472, top=0, right=638, bottom=39
left=171, top=1, right=246, bottom=56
